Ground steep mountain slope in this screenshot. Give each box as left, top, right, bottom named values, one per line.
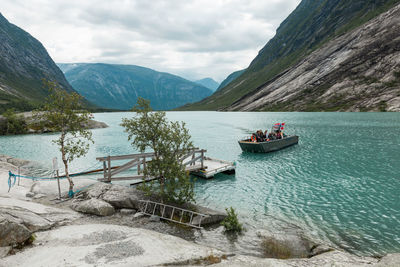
left=58, top=63, right=213, bottom=110
left=216, top=69, right=245, bottom=92
left=194, top=78, right=219, bottom=92
left=0, top=13, right=76, bottom=112
left=183, top=0, right=400, bottom=110
left=228, top=4, right=400, bottom=111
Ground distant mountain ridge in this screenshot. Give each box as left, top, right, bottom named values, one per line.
left=182, top=0, right=400, bottom=111
left=0, top=13, right=77, bottom=112
left=194, top=78, right=219, bottom=92
left=216, top=69, right=245, bottom=91
left=58, top=63, right=213, bottom=110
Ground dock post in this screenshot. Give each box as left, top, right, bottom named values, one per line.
left=103, top=161, right=106, bottom=181
left=56, top=170, right=61, bottom=199
left=17, top=167, right=20, bottom=186
left=201, top=150, right=204, bottom=169
left=107, top=156, right=111, bottom=182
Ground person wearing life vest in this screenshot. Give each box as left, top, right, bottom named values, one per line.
left=251, top=133, right=257, bottom=142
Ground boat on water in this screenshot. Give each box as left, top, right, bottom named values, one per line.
left=238, top=123, right=299, bottom=153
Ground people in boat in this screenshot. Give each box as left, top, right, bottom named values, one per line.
left=251, top=133, right=257, bottom=142
left=250, top=125, right=287, bottom=142
left=256, top=130, right=263, bottom=142
left=268, top=132, right=276, bottom=140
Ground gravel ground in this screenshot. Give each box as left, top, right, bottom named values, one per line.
left=84, top=240, right=145, bottom=264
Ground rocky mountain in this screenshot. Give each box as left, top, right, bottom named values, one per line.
left=183, top=0, right=400, bottom=111
left=0, top=13, right=77, bottom=113
left=58, top=63, right=213, bottom=110
left=228, top=5, right=400, bottom=111
left=229, top=4, right=400, bottom=111
left=216, top=69, right=245, bottom=92
left=194, top=78, right=219, bottom=92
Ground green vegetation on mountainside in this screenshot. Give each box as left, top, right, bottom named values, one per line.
left=182, top=0, right=400, bottom=110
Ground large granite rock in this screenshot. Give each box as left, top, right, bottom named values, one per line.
left=71, top=198, right=115, bottom=216
left=0, top=197, right=80, bottom=248
left=0, top=206, right=54, bottom=247
left=2, top=207, right=53, bottom=232
left=75, top=182, right=112, bottom=199
left=75, top=183, right=144, bottom=210
left=101, top=185, right=142, bottom=209
left=0, top=213, right=32, bottom=247
left=0, top=224, right=224, bottom=266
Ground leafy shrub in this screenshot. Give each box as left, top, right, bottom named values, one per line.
left=221, top=207, right=243, bottom=233
left=0, top=109, right=27, bottom=135
left=378, top=101, right=388, bottom=112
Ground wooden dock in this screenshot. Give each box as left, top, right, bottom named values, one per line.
left=189, top=157, right=235, bottom=179
left=96, top=149, right=235, bottom=183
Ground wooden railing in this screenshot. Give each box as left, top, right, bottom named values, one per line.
left=96, top=148, right=207, bottom=182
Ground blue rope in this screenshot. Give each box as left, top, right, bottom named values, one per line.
left=6, top=161, right=103, bottom=195
left=7, top=171, right=100, bottom=197
left=7, top=163, right=102, bottom=181
left=71, top=184, right=93, bottom=195
left=8, top=171, right=16, bottom=192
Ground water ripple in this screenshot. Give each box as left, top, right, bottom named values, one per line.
left=1, top=112, right=399, bottom=256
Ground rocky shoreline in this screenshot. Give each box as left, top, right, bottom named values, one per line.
left=1, top=155, right=399, bottom=266
left=0, top=111, right=108, bottom=135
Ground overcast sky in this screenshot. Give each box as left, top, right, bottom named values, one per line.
left=2, top=0, right=300, bottom=82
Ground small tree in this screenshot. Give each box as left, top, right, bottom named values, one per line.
left=121, top=97, right=195, bottom=203
left=0, top=109, right=27, bottom=135
left=36, top=80, right=93, bottom=196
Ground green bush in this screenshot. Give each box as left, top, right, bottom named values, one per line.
left=0, top=109, right=27, bottom=135
left=221, top=207, right=243, bottom=233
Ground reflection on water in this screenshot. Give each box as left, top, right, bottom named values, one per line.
left=1, top=111, right=399, bottom=256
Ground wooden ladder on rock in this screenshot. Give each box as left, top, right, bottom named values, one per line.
left=138, top=200, right=207, bottom=229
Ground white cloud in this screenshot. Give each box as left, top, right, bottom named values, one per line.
left=1, top=0, right=300, bottom=82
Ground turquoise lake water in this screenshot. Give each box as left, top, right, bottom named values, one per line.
left=1, top=112, right=399, bottom=256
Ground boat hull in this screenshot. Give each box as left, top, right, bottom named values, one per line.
left=238, top=135, right=299, bottom=153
